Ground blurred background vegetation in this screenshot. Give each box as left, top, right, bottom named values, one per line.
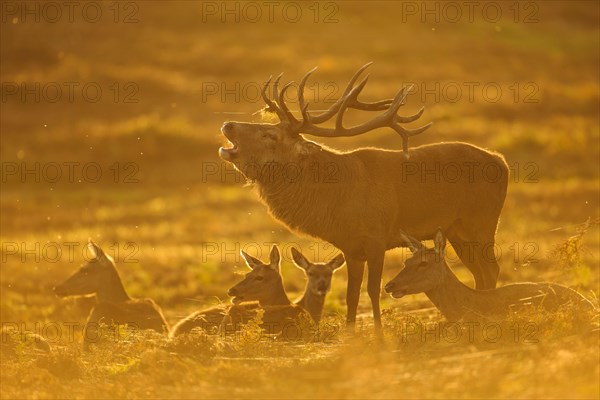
left=1, top=1, right=598, bottom=398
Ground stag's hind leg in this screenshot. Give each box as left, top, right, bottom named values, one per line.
left=446, top=221, right=500, bottom=289
left=473, top=228, right=501, bottom=289
left=344, top=255, right=365, bottom=329
left=365, top=247, right=385, bottom=333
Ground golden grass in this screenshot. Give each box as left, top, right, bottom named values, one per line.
left=1, top=1, right=599, bottom=398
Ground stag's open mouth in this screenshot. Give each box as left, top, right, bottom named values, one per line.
left=219, top=124, right=239, bottom=161
left=219, top=140, right=239, bottom=161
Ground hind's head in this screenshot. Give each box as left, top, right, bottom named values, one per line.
left=291, top=247, right=345, bottom=297
left=53, top=240, right=117, bottom=298
left=384, top=230, right=448, bottom=298
left=227, top=245, right=283, bottom=304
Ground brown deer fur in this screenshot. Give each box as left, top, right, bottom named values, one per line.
left=170, top=246, right=343, bottom=336
left=220, top=120, right=508, bottom=330
left=54, top=240, right=169, bottom=347
left=221, top=245, right=311, bottom=335
left=219, top=65, right=508, bottom=331
left=384, top=230, right=595, bottom=322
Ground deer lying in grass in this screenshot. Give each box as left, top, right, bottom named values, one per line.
left=384, top=230, right=596, bottom=322
left=170, top=245, right=345, bottom=337
left=54, top=240, right=169, bottom=347
left=222, top=245, right=311, bottom=336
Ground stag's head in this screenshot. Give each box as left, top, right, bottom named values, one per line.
left=227, top=245, right=283, bottom=304
left=384, top=230, right=448, bottom=298
left=291, top=247, right=345, bottom=297
left=219, top=63, right=432, bottom=179
left=53, top=240, right=117, bottom=297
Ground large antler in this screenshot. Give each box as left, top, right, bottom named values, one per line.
left=261, top=63, right=432, bottom=157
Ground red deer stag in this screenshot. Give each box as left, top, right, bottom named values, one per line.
left=218, top=63, right=508, bottom=331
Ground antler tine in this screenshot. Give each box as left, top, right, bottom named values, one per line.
left=395, top=106, right=425, bottom=123
left=261, top=75, right=274, bottom=106
left=272, top=73, right=283, bottom=104
left=353, top=98, right=394, bottom=111
left=299, top=79, right=432, bottom=157
left=308, top=62, right=382, bottom=124
left=387, top=85, right=433, bottom=156
left=278, top=81, right=301, bottom=126
left=327, top=81, right=404, bottom=136
left=298, top=67, right=318, bottom=123
left=297, top=63, right=378, bottom=129
left=261, top=75, right=283, bottom=118
left=270, top=64, right=431, bottom=156
left=300, top=103, right=310, bottom=124
left=393, top=122, right=433, bottom=156
left=335, top=75, right=371, bottom=132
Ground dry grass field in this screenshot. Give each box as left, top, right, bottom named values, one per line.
left=1, top=1, right=599, bottom=398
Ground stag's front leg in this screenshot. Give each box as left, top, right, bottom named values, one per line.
left=344, top=255, right=365, bottom=330
left=366, top=246, right=385, bottom=334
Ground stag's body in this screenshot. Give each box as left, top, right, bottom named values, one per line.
left=219, top=63, right=508, bottom=330
left=384, top=231, right=595, bottom=322
left=258, top=142, right=507, bottom=261
left=54, top=241, right=169, bottom=347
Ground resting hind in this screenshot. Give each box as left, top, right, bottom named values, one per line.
left=54, top=240, right=169, bottom=348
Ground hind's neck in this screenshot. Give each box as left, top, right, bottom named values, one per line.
left=260, top=279, right=291, bottom=307
left=424, top=264, right=483, bottom=322
left=296, top=290, right=326, bottom=323
left=96, top=269, right=131, bottom=303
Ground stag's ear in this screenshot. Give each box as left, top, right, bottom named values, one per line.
left=291, top=247, right=310, bottom=271
left=269, top=245, right=281, bottom=270
left=87, top=239, right=105, bottom=261
left=294, top=140, right=321, bottom=157
left=434, top=230, right=446, bottom=254
left=328, top=254, right=345, bottom=271
left=240, top=250, right=263, bottom=270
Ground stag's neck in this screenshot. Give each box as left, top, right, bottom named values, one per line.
left=296, top=291, right=325, bottom=324
left=424, top=265, right=486, bottom=322
left=261, top=280, right=292, bottom=307
left=257, top=149, right=350, bottom=240
left=96, top=271, right=131, bottom=303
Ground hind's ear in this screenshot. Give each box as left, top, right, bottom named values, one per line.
left=269, top=245, right=280, bottom=270
left=291, top=247, right=310, bottom=271
left=400, top=231, right=424, bottom=253
left=328, top=254, right=345, bottom=271
left=434, top=229, right=446, bottom=254
left=240, top=250, right=263, bottom=270
left=87, top=239, right=105, bottom=261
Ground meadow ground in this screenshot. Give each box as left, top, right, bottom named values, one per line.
left=1, top=1, right=599, bottom=398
